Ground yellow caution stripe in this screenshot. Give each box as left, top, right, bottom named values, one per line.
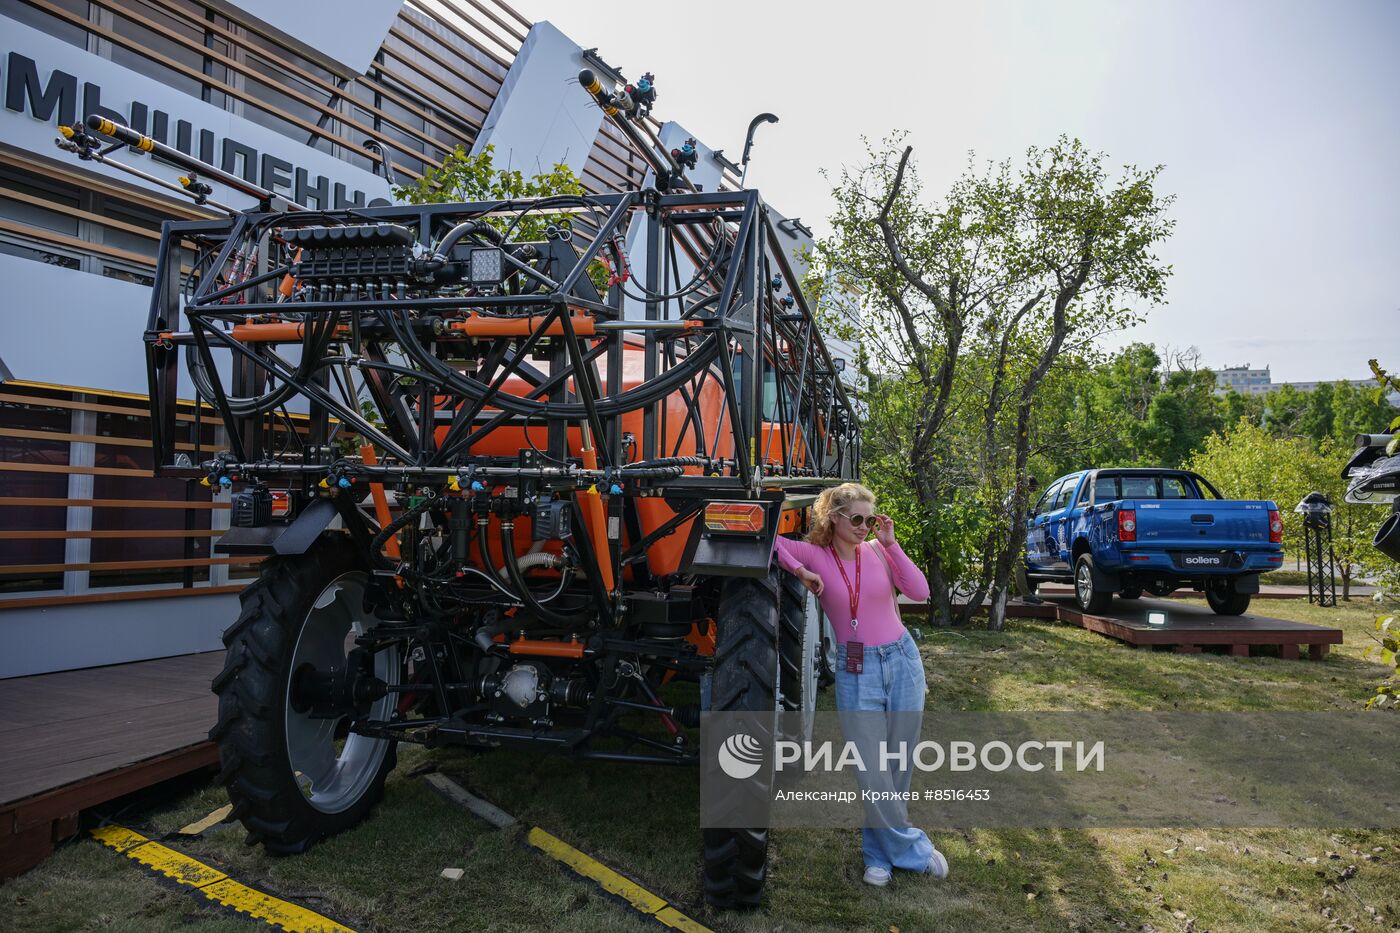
left=90, top=825, right=356, bottom=933
left=525, top=827, right=712, bottom=933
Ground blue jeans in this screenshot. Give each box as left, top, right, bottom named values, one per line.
left=834, top=630, right=935, bottom=873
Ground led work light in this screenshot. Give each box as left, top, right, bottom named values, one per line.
left=468, top=247, right=504, bottom=285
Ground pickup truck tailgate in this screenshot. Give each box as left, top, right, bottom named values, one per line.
left=1129, top=500, right=1274, bottom=549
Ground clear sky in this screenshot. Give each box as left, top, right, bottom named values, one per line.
left=516, top=0, right=1398, bottom=382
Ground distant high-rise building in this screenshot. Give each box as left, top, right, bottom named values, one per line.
left=1214, top=364, right=1273, bottom=395
left=1212, top=365, right=1398, bottom=404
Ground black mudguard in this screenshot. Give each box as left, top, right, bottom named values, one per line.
left=214, top=498, right=339, bottom=556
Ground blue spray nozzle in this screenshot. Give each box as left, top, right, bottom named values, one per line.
left=337, top=477, right=352, bottom=489
left=218, top=475, right=232, bottom=486
left=470, top=481, right=485, bottom=492
left=609, top=484, right=623, bottom=495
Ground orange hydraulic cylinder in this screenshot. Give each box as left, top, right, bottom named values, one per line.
left=361, top=445, right=399, bottom=560
left=446, top=312, right=596, bottom=338
left=507, top=638, right=586, bottom=658
left=230, top=322, right=348, bottom=342
left=577, top=442, right=615, bottom=594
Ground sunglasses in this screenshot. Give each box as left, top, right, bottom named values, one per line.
left=838, top=511, right=876, bottom=528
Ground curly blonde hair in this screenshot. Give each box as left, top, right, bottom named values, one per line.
left=806, top=482, right=876, bottom=547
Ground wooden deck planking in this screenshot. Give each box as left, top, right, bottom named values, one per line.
left=0, top=652, right=222, bottom=805
left=0, top=652, right=224, bottom=878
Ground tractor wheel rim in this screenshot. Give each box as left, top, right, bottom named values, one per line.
left=1076, top=564, right=1092, bottom=605
left=284, top=571, right=398, bottom=814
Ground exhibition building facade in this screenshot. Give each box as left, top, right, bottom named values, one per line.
left=0, top=0, right=851, bottom=677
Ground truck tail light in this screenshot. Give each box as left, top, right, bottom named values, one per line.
left=1118, top=508, right=1137, bottom=543
left=1268, top=509, right=1283, bottom=543
left=270, top=490, right=291, bottom=519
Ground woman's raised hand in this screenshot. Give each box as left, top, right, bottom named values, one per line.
left=874, top=514, right=896, bottom=548
left=797, top=567, right=824, bottom=597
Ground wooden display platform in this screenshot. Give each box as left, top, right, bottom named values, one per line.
left=0, top=652, right=223, bottom=879
left=1023, top=594, right=1342, bottom=658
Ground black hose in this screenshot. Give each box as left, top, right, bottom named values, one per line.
left=622, top=457, right=711, bottom=470
left=498, top=523, right=574, bottom=626
left=430, top=219, right=505, bottom=264
left=369, top=496, right=437, bottom=570
left=186, top=297, right=340, bottom=416
left=383, top=306, right=723, bottom=419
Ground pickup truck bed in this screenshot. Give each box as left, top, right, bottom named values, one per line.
left=1025, top=468, right=1284, bottom=614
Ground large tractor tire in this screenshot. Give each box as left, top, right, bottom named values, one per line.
left=210, top=532, right=401, bottom=854
left=1205, top=578, right=1252, bottom=616
left=702, top=569, right=780, bottom=910
left=777, top=567, right=821, bottom=735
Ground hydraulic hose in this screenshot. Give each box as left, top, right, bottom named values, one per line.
left=185, top=312, right=339, bottom=416
left=622, top=457, right=711, bottom=470
left=383, top=306, right=722, bottom=419
left=494, top=551, right=575, bottom=605
left=496, top=550, right=566, bottom=577
left=498, top=522, right=575, bottom=626
left=428, top=219, right=505, bottom=266
left=369, top=496, right=437, bottom=570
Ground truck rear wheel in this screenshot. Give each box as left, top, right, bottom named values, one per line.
left=1205, top=578, right=1251, bottom=616
left=1074, top=553, right=1114, bottom=614
left=210, top=533, right=400, bottom=854
left=702, top=570, right=780, bottom=910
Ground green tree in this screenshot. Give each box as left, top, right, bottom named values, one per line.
left=1038, top=343, right=1160, bottom=475
left=1220, top=388, right=1265, bottom=428
left=1332, top=378, right=1398, bottom=446
left=393, top=143, right=609, bottom=292
left=1139, top=362, right=1222, bottom=467
left=1299, top=381, right=1335, bottom=443
left=1186, top=418, right=1317, bottom=509
left=1185, top=421, right=1382, bottom=599
left=395, top=143, right=587, bottom=212
left=815, top=135, right=1174, bottom=628
left=1260, top=383, right=1309, bottom=437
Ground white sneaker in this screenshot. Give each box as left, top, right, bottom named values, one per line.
left=863, top=866, right=891, bottom=887
left=925, top=848, right=949, bottom=880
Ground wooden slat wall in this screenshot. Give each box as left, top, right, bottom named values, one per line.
left=0, top=384, right=258, bottom=608
left=0, top=0, right=725, bottom=617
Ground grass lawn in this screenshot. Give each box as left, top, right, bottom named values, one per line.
left=3, top=597, right=1398, bottom=932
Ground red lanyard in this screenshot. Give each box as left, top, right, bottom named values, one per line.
left=829, top=544, right=860, bottom=631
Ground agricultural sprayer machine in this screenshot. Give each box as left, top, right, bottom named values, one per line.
left=58, top=69, right=857, bottom=907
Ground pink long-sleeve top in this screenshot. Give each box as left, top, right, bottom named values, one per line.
left=773, top=537, right=930, bottom=646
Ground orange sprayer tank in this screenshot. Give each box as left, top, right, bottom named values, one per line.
left=434, top=340, right=811, bottom=579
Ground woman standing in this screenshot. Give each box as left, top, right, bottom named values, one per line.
left=773, top=482, right=949, bottom=887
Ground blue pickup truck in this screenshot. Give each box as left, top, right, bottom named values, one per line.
left=1024, top=468, right=1285, bottom=615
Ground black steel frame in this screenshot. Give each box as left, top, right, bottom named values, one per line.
left=144, top=189, right=859, bottom=498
